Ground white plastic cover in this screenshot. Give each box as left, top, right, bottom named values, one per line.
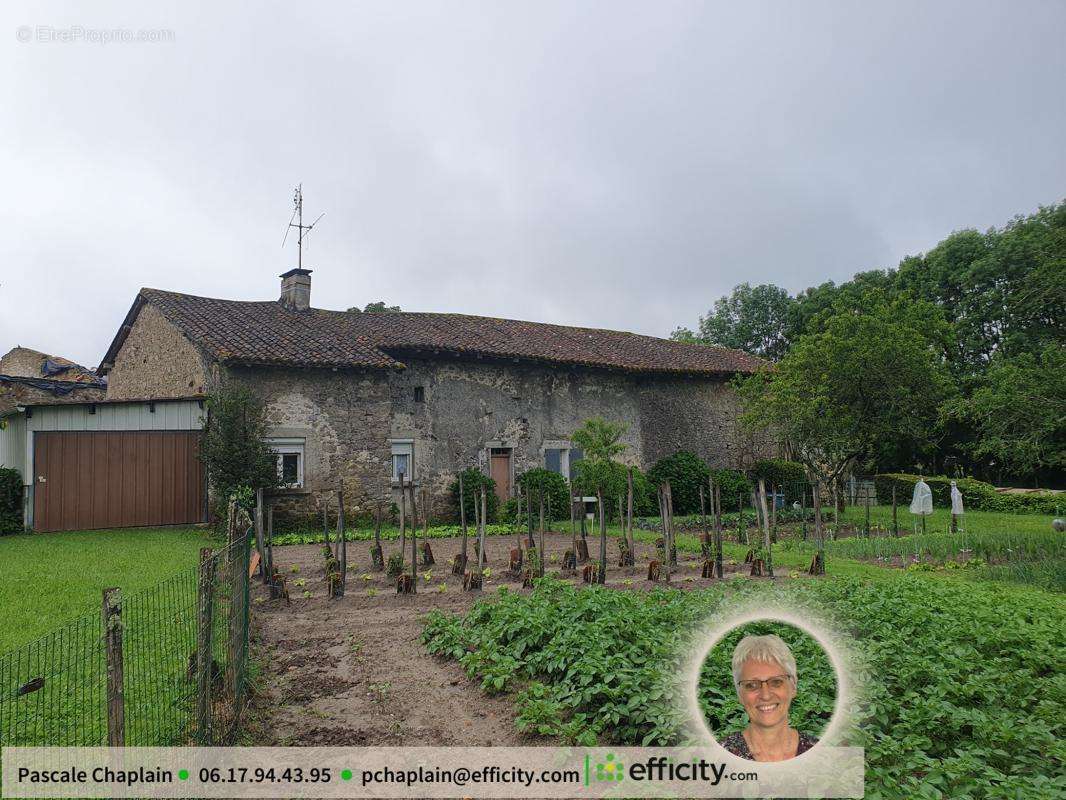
left=950, top=481, right=965, bottom=515
left=910, top=480, right=933, bottom=516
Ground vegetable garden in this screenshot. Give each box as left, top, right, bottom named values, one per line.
left=422, top=575, right=1065, bottom=800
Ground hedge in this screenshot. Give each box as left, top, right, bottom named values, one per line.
left=709, top=468, right=753, bottom=506
left=750, top=459, right=806, bottom=504
left=647, top=451, right=710, bottom=515
left=0, top=467, right=23, bottom=534
left=448, top=468, right=499, bottom=523
left=874, top=473, right=1063, bottom=515
left=515, top=468, right=570, bottom=522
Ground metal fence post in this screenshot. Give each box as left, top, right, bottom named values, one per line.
left=102, top=587, right=124, bottom=746
left=196, top=547, right=216, bottom=744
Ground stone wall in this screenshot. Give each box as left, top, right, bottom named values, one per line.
left=386, top=356, right=773, bottom=517
left=105, top=304, right=211, bottom=400
left=209, top=356, right=771, bottom=528
left=635, top=375, right=776, bottom=470
left=227, top=365, right=393, bottom=526
left=0, top=379, right=104, bottom=416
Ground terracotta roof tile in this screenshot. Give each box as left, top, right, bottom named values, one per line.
left=137, top=288, right=764, bottom=376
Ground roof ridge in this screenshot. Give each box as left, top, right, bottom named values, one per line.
left=123, top=286, right=765, bottom=376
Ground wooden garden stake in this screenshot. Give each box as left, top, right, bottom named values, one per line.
left=538, top=489, right=546, bottom=577
left=711, top=477, right=724, bottom=578
left=758, top=478, right=774, bottom=578
left=832, top=481, right=840, bottom=529
left=103, top=587, right=124, bottom=746
left=892, top=485, right=899, bottom=537
left=479, top=487, right=488, bottom=570
left=195, top=547, right=215, bottom=743
left=337, top=490, right=346, bottom=596
left=626, top=466, right=635, bottom=561
left=737, top=494, right=746, bottom=550
left=864, top=490, right=871, bottom=538
left=371, top=502, right=384, bottom=570
left=408, top=482, right=418, bottom=592
left=398, top=471, right=407, bottom=567
left=770, top=483, right=778, bottom=544
left=323, top=502, right=330, bottom=554
left=456, top=473, right=469, bottom=575
left=596, top=487, right=607, bottom=584
left=810, top=480, right=825, bottom=575
left=420, top=488, right=434, bottom=565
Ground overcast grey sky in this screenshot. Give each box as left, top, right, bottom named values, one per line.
left=3, top=0, right=1064, bottom=369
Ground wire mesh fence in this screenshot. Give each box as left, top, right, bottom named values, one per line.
left=0, top=533, right=251, bottom=747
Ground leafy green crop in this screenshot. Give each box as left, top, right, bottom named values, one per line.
left=422, top=576, right=1065, bottom=799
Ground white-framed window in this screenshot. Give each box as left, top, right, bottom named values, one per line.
left=543, top=442, right=583, bottom=480
left=391, top=439, right=414, bottom=482
left=266, top=438, right=305, bottom=488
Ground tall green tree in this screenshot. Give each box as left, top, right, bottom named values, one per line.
left=688, top=283, right=795, bottom=360
left=571, top=418, right=628, bottom=463
left=737, top=295, right=955, bottom=483
left=949, top=345, right=1066, bottom=481
left=199, top=383, right=278, bottom=504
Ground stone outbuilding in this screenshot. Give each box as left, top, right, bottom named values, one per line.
left=0, top=270, right=772, bottom=531
left=95, top=269, right=770, bottom=519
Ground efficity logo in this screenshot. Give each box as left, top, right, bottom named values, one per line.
left=591, top=752, right=624, bottom=783
left=583, top=753, right=731, bottom=787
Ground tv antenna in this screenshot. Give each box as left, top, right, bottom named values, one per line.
left=281, top=184, right=325, bottom=269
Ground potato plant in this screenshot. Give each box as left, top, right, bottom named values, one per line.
left=422, top=576, right=1064, bottom=799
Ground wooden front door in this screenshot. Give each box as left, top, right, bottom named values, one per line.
left=33, top=431, right=206, bottom=532
left=489, top=448, right=512, bottom=505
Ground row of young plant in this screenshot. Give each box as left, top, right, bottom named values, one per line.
left=422, top=576, right=1064, bottom=800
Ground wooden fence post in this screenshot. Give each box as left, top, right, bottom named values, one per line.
left=226, top=503, right=242, bottom=701
left=265, top=503, right=276, bottom=598
left=102, top=587, right=124, bottom=746
left=254, top=489, right=267, bottom=584
left=196, top=547, right=215, bottom=743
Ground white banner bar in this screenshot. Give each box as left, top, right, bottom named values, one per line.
left=2, top=746, right=863, bottom=798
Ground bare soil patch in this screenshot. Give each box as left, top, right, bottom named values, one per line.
left=244, top=531, right=777, bottom=746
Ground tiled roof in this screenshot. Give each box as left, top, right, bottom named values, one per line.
left=118, top=288, right=764, bottom=376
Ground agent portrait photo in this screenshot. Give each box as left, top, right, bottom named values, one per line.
left=718, top=633, right=820, bottom=761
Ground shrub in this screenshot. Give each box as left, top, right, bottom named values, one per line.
left=516, top=468, right=570, bottom=522
left=448, top=467, right=498, bottom=523
left=875, top=473, right=1063, bottom=515
left=750, top=459, right=806, bottom=504
left=0, top=467, right=23, bottom=534
left=709, top=468, right=753, bottom=506
left=647, top=451, right=711, bottom=515
left=570, top=463, right=658, bottom=520
left=199, top=384, right=278, bottom=507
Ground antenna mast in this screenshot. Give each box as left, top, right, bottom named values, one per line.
left=283, top=184, right=325, bottom=268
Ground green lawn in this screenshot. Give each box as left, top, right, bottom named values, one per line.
left=0, top=527, right=221, bottom=653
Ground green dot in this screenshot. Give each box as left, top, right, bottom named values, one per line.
left=341, top=769, right=353, bottom=781
left=178, top=770, right=189, bottom=781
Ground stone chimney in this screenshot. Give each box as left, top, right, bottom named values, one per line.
left=279, top=268, right=312, bottom=311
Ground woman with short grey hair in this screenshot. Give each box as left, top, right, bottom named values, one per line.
left=718, top=634, right=819, bottom=761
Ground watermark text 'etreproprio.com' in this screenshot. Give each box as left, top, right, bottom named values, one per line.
left=15, top=26, right=175, bottom=45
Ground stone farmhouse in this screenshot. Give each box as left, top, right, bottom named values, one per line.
left=1, top=269, right=770, bottom=531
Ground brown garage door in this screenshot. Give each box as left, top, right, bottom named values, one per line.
left=33, top=431, right=206, bottom=532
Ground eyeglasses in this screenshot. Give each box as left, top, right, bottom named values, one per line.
left=737, top=675, right=792, bottom=693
